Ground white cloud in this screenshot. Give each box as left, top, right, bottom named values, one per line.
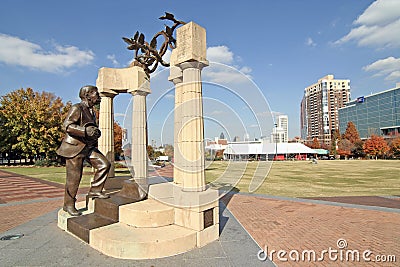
left=363, top=56, right=400, bottom=81
left=335, top=0, right=400, bottom=48
left=207, top=46, right=234, bottom=64
left=0, top=33, right=94, bottom=72
left=305, top=37, right=316, bottom=47
left=204, top=45, right=252, bottom=84
left=239, top=66, right=252, bottom=74
left=107, top=54, right=119, bottom=67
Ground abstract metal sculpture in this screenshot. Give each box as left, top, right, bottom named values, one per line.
left=122, top=12, right=185, bottom=75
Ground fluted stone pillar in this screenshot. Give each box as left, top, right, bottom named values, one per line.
left=169, top=65, right=184, bottom=186
left=178, top=61, right=208, bottom=191
left=171, top=21, right=209, bottom=192
left=130, top=81, right=151, bottom=199
left=130, top=91, right=148, bottom=179
left=98, top=92, right=117, bottom=178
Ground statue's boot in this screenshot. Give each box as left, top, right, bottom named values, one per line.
left=63, top=205, right=82, bottom=216
left=85, top=185, right=109, bottom=208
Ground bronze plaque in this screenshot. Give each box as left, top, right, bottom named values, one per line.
left=203, top=208, right=214, bottom=229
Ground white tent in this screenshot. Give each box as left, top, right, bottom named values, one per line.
left=223, top=142, right=316, bottom=160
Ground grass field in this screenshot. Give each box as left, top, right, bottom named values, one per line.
left=1, top=160, right=399, bottom=197
left=205, top=160, right=400, bottom=197
left=0, top=166, right=131, bottom=187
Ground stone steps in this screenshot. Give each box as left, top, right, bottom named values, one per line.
left=90, top=223, right=197, bottom=259
left=59, top=181, right=220, bottom=259
left=66, top=180, right=143, bottom=243
left=119, top=198, right=174, bottom=227
left=67, top=213, right=115, bottom=243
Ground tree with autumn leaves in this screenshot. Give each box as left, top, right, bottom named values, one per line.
left=363, top=134, right=390, bottom=159
left=0, top=88, right=71, bottom=161
left=336, top=122, right=365, bottom=158
left=1, top=88, right=126, bottom=162
left=389, top=137, right=400, bottom=158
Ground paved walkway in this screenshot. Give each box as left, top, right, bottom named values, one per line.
left=1, top=169, right=399, bottom=266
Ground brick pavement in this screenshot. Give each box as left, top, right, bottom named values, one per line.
left=307, top=196, right=400, bottom=209
left=222, top=194, right=399, bottom=266
left=0, top=199, right=63, bottom=233
left=0, top=170, right=65, bottom=203
left=0, top=170, right=86, bottom=233
left=1, top=168, right=399, bottom=266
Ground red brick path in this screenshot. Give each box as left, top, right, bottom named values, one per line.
left=223, top=194, right=399, bottom=266
left=0, top=170, right=65, bottom=203
left=0, top=170, right=85, bottom=233
left=1, top=168, right=399, bottom=267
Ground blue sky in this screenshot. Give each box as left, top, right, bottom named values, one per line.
left=1, top=0, right=399, bottom=145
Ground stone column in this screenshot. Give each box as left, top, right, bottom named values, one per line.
left=129, top=80, right=151, bottom=199
left=169, top=64, right=184, bottom=186
left=178, top=61, right=208, bottom=191
left=98, top=92, right=117, bottom=178
left=172, top=22, right=209, bottom=192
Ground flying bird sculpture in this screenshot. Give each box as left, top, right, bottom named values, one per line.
left=123, top=12, right=186, bottom=75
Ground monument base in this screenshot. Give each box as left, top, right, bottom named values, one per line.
left=58, top=181, right=220, bottom=259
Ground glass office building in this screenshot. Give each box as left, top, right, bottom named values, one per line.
left=339, top=85, right=400, bottom=139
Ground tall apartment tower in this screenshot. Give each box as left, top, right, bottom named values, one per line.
left=278, top=115, right=288, bottom=143
left=271, top=114, right=288, bottom=143
left=300, top=75, right=350, bottom=147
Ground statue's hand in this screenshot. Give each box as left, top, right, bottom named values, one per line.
left=86, top=126, right=101, bottom=139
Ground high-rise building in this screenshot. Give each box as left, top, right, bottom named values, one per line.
left=300, top=74, right=350, bottom=147
left=339, top=84, right=400, bottom=139
left=278, top=115, right=288, bottom=143
left=271, top=115, right=289, bottom=143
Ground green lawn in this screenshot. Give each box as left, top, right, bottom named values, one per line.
left=1, top=160, right=399, bottom=197
left=205, top=160, right=400, bottom=197
left=0, top=166, right=131, bottom=187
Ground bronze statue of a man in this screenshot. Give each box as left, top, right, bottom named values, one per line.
left=57, top=85, right=110, bottom=216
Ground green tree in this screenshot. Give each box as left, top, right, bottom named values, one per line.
left=0, top=88, right=71, bottom=160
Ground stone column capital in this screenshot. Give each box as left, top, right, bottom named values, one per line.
left=178, top=60, right=209, bottom=71
left=168, top=65, right=183, bottom=85
left=99, top=91, right=117, bottom=98
left=130, top=90, right=150, bottom=97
